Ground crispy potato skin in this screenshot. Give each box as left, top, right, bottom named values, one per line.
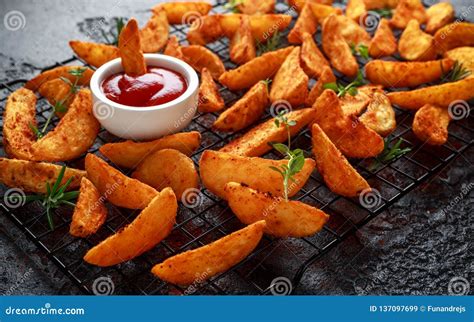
left=412, top=104, right=450, bottom=145
left=229, top=15, right=256, bottom=65
left=220, top=14, right=292, bottom=42
left=38, top=79, right=74, bottom=118
left=140, top=8, right=169, bottom=53
left=219, top=46, right=294, bottom=90
left=30, top=89, right=100, bottom=162
left=434, top=22, right=474, bottom=53
left=365, top=59, right=455, bottom=88
left=346, top=0, right=367, bottom=21
left=99, top=132, right=200, bottom=169
left=118, top=18, right=147, bottom=76
left=70, top=177, right=108, bottom=238
left=163, top=35, right=184, bottom=59
left=181, top=45, right=226, bottom=80
left=25, top=66, right=93, bottom=91
left=154, top=1, right=212, bottom=25
left=300, top=32, right=330, bottom=78
left=85, top=154, right=158, bottom=209
left=359, top=92, right=396, bottom=137
left=84, top=188, right=177, bottom=267
left=308, top=3, right=342, bottom=21
left=398, top=19, right=436, bottom=61
left=213, top=81, right=269, bottom=132
left=369, top=18, right=397, bottom=58
left=306, top=65, right=336, bottom=106
left=199, top=150, right=315, bottom=199
left=3, top=88, right=37, bottom=160
left=220, top=108, right=316, bottom=157
left=69, top=41, right=119, bottom=68
left=132, top=149, right=199, bottom=200
left=289, top=0, right=334, bottom=12
left=237, top=0, right=275, bottom=14
left=225, top=182, right=329, bottom=237
left=288, top=3, right=318, bottom=44
left=311, top=123, right=370, bottom=197
left=444, top=47, right=474, bottom=72
left=151, top=220, right=266, bottom=285
left=334, top=15, right=371, bottom=46
left=425, top=2, right=454, bottom=34
left=198, top=68, right=225, bottom=113
left=187, top=15, right=224, bottom=46
left=390, top=0, right=426, bottom=29
left=363, top=0, right=398, bottom=9
left=340, top=85, right=382, bottom=116
left=0, top=158, right=85, bottom=194
left=387, top=77, right=474, bottom=110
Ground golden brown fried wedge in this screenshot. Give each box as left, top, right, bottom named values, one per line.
left=25, top=66, right=93, bottom=91
left=390, top=0, right=426, bottom=29
left=346, top=0, right=367, bottom=21
left=368, top=18, right=397, bottom=58
left=140, top=8, right=169, bottom=53
left=163, top=35, right=184, bottom=59
left=99, top=131, right=201, bottom=169
left=444, top=47, right=474, bottom=72
left=309, top=3, right=342, bottom=21
left=220, top=108, right=316, bottom=157
left=335, top=14, right=371, bottom=46
left=154, top=1, right=212, bottom=24
left=363, top=0, right=398, bottom=9
left=365, top=59, right=455, bottom=88
left=237, top=0, right=275, bottom=14
left=85, top=154, right=158, bottom=209
left=181, top=45, right=225, bottom=80
left=220, top=14, right=292, bottom=42
left=387, top=77, right=474, bottom=109
left=340, top=85, right=381, bottom=116
left=199, top=150, right=315, bottom=199
left=306, top=65, right=336, bottom=106
left=70, top=177, right=107, bottom=238
left=288, top=3, right=318, bottom=44
left=300, top=32, right=330, bottom=78
left=69, top=41, right=119, bottom=68
left=84, top=188, right=177, bottom=267
left=213, top=81, right=269, bottom=132
left=434, top=22, right=474, bottom=53
left=225, top=182, right=329, bottom=237
left=29, top=89, right=100, bottom=162
left=0, top=158, right=85, bottom=194
left=311, top=124, right=370, bottom=197
left=425, top=2, right=454, bottom=34
left=398, top=19, right=436, bottom=61
left=118, top=18, right=147, bottom=76
left=322, top=14, right=358, bottom=77
left=314, top=90, right=384, bottom=158
left=219, top=46, right=294, bottom=90
left=270, top=47, right=309, bottom=106
left=3, top=88, right=36, bottom=160
left=132, top=149, right=199, bottom=200
left=289, top=0, right=334, bottom=12
left=229, top=15, right=256, bottom=64
left=151, top=220, right=265, bottom=285
left=187, top=15, right=224, bottom=45
left=38, top=79, right=74, bottom=118
left=359, top=92, right=396, bottom=136
left=198, top=68, right=225, bottom=113
left=412, top=104, right=450, bottom=145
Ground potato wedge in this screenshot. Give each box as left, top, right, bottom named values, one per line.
left=38, top=79, right=74, bottom=118
left=368, top=18, right=397, bottom=58
left=425, top=2, right=454, bottom=34
left=29, top=89, right=99, bottom=162
left=199, top=150, right=315, bottom=199
left=225, top=182, right=328, bottom=237
left=306, top=65, right=336, bottom=106
left=163, top=35, right=184, bottom=59
left=25, top=66, right=93, bottom=91
left=118, top=18, right=147, bottom=76
left=322, top=14, right=358, bottom=77
left=69, top=41, right=119, bottom=68
left=99, top=131, right=201, bottom=169
left=151, top=220, right=266, bottom=285
left=313, top=90, right=384, bottom=158
left=181, top=45, right=225, bottom=80
left=311, top=124, right=370, bottom=197
left=287, top=3, right=318, bottom=44
left=70, top=177, right=107, bottom=238
left=340, top=85, right=381, bottom=116
left=346, top=0, right=367, bottom=21
left=187, top=15, right=224, bottom=46
left=229, top=15, right=256, bottom=65
left=2, top=88, right=37, bottom=160
left=198, top=68, right=225, bottom=113
left=84, top=188, right=177, bottom=267
left=390, top=0, right=426, bottom=29
left=237, top=0, right=275, bottom=14
left=434, top=22, right=474, bottom=53
left=0, top=158, right=85, bottom=194
left=387, top=77, right=474, bottom=109
left=398, top=19, right=436, bottom=61
left=300, top=32, right=330, bottom=78
left=219, top=46, right=294, bottom=90
left=220, top=108, right=316, bottom=156
left=213, top=81, right=269, bottom=132
left=85, top=154, right=158, bottom=209
left=288, top=0, right=334, bottom=12
left=132, top=149, right=199, bottom=200
left=359, top=92, right=396, bottom=136
left=154, top=1, right=212, bottom=25
left=140, top=8, right=169, bottom=53
left=365, top=59, right=455, bottom=88
left=363, top=0, right=398, bottom=9
left=444, top=47, right=474, bottom=72
left=335, top=14, right=371, bottom=46
left=309, top=3, right=342, bottom=22
left=270, top=47, right=308, bottom=106
left=220, top=14, right=292, bottom=42
left=412, top=104, right=450, bottom=145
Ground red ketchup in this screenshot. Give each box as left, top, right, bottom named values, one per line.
left=101, top=67, right=187, bottom=107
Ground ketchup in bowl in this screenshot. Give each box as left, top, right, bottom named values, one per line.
left=101, top=67, right=187, bottom=107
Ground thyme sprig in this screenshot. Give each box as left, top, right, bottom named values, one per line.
left=371, top=8, right=392, bottom=19
left=101, top=17, right=126, bottom=46
left=257, top=31, right=281, bottom=56
left=370, top=138, right=412, bottom=170
left=441, top=60, right=471, bottom=83
left=323, top=70, right=366, bottom=97
left=350, top=43, right=370, bottom=60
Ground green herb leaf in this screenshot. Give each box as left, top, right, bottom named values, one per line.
left=323, top=82, right=339, bottom=92
left=68, top=67, right=87, bottom=77
left=371, top=8, right=392, bottom=19
left=28, top=122, right=43, bottom=139
left=224, top=0, right=243, bottom=13
left=257, top=31, right=281, bottom=56
left=441, top=60, right=471, bottom=83
left=350, top=43, right=370, bottom=60
left=370, top=138, right=412, bottom=170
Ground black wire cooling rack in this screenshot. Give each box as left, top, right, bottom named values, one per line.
left=0, top=0, right=473, bottom=295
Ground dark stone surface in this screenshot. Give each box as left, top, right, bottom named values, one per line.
left=0, top=0, right=473, bottom=295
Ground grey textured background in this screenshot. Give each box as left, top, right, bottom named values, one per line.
left=0, top=0, right=472, bottom=295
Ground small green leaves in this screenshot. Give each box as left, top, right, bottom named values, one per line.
left=224, top=0, right=243, bottom=13
left=371, top=8, right=392, bottom=19
left=102, top=17, right=126, bottom=46
left=257, top=32, right=281, bottom=56
left=28, top=122, right=43, bottom=139
left=323, top=70, right=366, bottom=98
left=68, top=67, right=87, bottom=77
left=350, top=43, right=370, bottom=60
left=370, top=138, right=412, bottom=170
left=269, top=144, right=305, bottom=201
left=441, top=60, right=471, bottom=83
